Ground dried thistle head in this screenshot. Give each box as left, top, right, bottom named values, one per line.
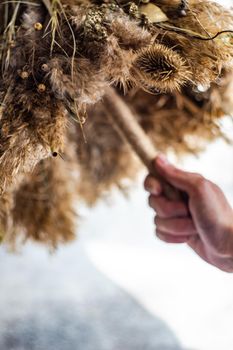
left=154, top=1, right=233, bottom=87
left=132, top=44, right=191, bottom=92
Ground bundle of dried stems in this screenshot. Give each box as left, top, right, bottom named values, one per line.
left=0, top=0, right=233, bottom=248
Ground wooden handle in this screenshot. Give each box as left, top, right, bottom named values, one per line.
left=104, top=88, right=184, bottom=201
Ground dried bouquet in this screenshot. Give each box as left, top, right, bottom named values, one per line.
left=0, top=0, right=233, bottom=248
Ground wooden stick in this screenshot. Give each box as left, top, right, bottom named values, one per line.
left=104, top=87, right=184, bottom=201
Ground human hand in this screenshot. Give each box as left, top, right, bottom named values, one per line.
left=144, top=155, right=233, bottom=272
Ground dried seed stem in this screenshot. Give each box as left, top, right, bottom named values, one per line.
left=104, top=87, right=184, bottom=201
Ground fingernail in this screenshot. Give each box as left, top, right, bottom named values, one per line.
left=151, top=187, right=160, bottom=196
left=145, top=183, right=152, bottom=191
left=145, top=182, right=160, bottom=195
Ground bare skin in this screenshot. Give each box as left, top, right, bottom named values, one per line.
left=144, top=155, right=233, bottom=273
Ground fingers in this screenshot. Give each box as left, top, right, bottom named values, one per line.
left=144, top=155, right=202, bottom=246
left=156, top=231, right=192, bottom=244
left=155, top=218, right=198, bottom=244
left=148, top=195, right=189, bottom=218
left=155, top=155, right=204, bottom=194
left=155, top=216, right=197, bottom=236
left=144, top=175, right=162, bottom=196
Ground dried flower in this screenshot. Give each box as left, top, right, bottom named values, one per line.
left=0, top=0, right=233, bottom=248
left=34, top=22, right=43, bottom=31
left=132, top=44, right=191, bottom=92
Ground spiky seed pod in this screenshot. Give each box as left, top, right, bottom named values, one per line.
left=132, top=44, right=191, bottom=93
left=156, top=1, right=233, bottom=87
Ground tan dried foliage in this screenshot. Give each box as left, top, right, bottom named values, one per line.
left=7, top=156, right=77, bottom=249
left=74, top=102, right=139, bottom=205
left=124, top=80, right=231, bottom=155
left=0, top=0, right=233, bottom=247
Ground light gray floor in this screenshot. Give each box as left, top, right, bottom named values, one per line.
left=0, top=244, right=182, bottom=350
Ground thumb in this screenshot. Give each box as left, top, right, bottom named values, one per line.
left=155, top=155, right=199, bottom=194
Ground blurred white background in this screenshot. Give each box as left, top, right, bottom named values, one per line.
left=1, top=1, right=233, bottom=349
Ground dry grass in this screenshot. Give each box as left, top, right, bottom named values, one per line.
left=0, top=0, right=233, bottom=248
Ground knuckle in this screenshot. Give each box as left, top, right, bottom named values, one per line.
left=195, top=174, right=204, bottom=186
left=192, top=175, right=208, bottom=193
left=169, top=167, right=179, bottom=177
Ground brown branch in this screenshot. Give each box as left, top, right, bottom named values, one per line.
left=104, top=87, right=185, bottom=201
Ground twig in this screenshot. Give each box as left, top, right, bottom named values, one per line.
left=104, top=87, right=185, bottom=201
